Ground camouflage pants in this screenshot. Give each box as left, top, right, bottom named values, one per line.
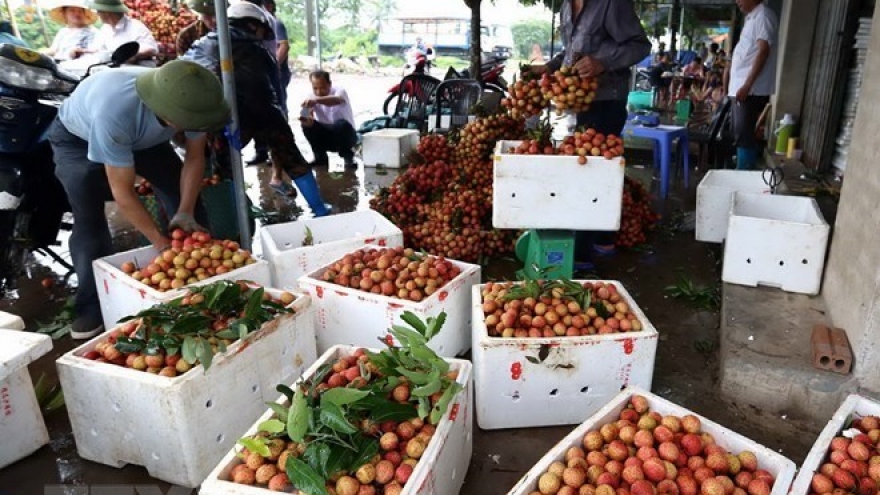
left=211, top=121, right=310, bottom=180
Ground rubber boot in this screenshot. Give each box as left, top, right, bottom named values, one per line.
left=293, top=172, right=332, bottom=217
left=736, top=147, right=759, bottom=170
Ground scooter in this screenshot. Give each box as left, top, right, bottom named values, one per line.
left=0, top=42, right=138, bottom=287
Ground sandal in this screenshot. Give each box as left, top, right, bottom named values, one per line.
left=270, top=181, right=297, bottom=197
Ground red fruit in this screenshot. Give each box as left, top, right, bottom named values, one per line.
left=620, top=409, right=641, bottom=424
left=637, top=447, right=659, bottom=461
left=738, top=452, right=759, bottom=472
left=631, top=480, right=656, bottom=495
left=841, top=459, right=865, bottom=478
left=380, top=421, right=398, bottom=433
left=622, top=465, right=645, bottom=484
left=821, top=464, right=839, bottom=478
left=654, top=426, right=675, bottom=443
left=702, top=478, right=726, bottom=495
left=395, top=463, right=413, bottom=484
left=631, top=395, right=649, bottom=414
left=678, top=476, right=699, bottom=495
left=343, top=366, right=361, bottom=383
left=597, top=472, right=620, bottom=488
left=705, top=445, right=727, bottom=457
left=681, top=434, right=704, bottom=456
left=658, top=442, right=680, bottom=462
left=689, top=456, right=706, bottom=471
left=717, top=476, right=735, bottom=495
left=41, top=277, right=55, bottom=288
left=384, top=451, right=402, bottom=467
left=695, top=468, right=716, bottom=484
left=644, top=458, right=667, bottom=482
left=869, top=464, right=880, bottom=483
left=606, top=461, right=624, bottom=476
left=584, top=431, right=605, bottom=451
left=83, top=350, right=101, bottom=360
left=812, top=473, right=834, bottom=494
left=831, top=437, right=852, bottom=452
left=831, top=450, right=851, bottom=466
left=635, top=430, right=655, bottom=448
left=859, top=477, right=877, bottom=495
left=849, top=442, right=872, bottom=462
left=833, top=470, right=856, bottom=491
left=625, top=457, right=644, bottom=469
left=379, top=432, right=399, bottom=451
left=608, top=441, right=629, bottom=461
left=747, top=479, right=771, bottom=495
left=659, top=480, right=680, bottom=495
left=753, top=470, right=774, bottom=485
left=682, top=415, right=702, bottom=434
left=735, top=472, right=754, bottom=489
left=706, top=453, right=730, bottom=474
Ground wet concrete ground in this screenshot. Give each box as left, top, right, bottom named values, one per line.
left=0, top=74, right=819, bottom=494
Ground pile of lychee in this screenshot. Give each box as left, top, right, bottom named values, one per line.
left=319, top=247, right=462, bottom=302
left=502, top=72, right=548, bottom=120
left=528, top=394, right=776, bottom=495
left=120, top=229, right=257, bottom=291
left=480, top=281, right=644, bottom=338
left=229, top=349, right=456, bottom=494
left=540, top=66, right=598, bottom=115
left=809, top=415, right=880, bottom=495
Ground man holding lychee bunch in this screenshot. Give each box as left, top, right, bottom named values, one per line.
left=529, top=0, right=651, bottom=269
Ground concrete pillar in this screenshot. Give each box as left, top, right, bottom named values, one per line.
left=770, top=0, right=819, bottom=131
left=822, top=3, right=880, bottom=394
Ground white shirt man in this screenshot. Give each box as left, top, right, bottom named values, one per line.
left=301, top=70, right=358, bottom=168
left=90, top=15, right=159, bottom=66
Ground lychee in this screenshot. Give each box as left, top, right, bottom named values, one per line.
left=255, top=464, right=278, bottom=485
left=840, top=459, right=864, bottom=478
left=406, top=437, right=426, bottom=459
left=605, top=461, right=624, bottom=476
left=680, top=434, right=703, bottom=456
left=689, top=456, right=706, bottom=471
left=335, top=476, right=359, bottom=495
left=232, top=465, right=256, bottom=485
left=831, top=450, right=851, bottom=466
left=694, top=467, right=716, bottom=484
left=716, top=475, right=735, bottom=495
left=862, top=417, right=880, bottom=430
left=245, top=451, right=265, bottom=470
left=601, top=424, right=620, bottom=443
left=635, top=430, right=656, bottom=448
left=631, top=395, right=650, bottom=414
left=268, top=472, right=292, bottom=492
left=639, top=416, right=659, bottom=431
left=859, top=477, right=877, bottom=495
left=631, top=480, right=656, bottom=495
left=706, top=453, right=729, bottom=474
left=620, top=426, right=638, bottom=445
left=637, top=447, right=659, bottom=461
left=658, top=442, right=680, bottom=462
left=753, top=470, right=774, bottom=485
left=735, top=472, right=754, bottom=489
left=625, top=457, right=644, bottom=469
left=580, top=484, right=598, bottom=495
left=644, top=458, right=667, bottom=482
left=384, top=450, right=402, bottom=466
left=564, top=467, right=588, bottom=488
left=831, top=437, right=852, bottom=452
left=596, top=484, right=617, bottom=495
left=681, top=415, right=702, bottom=434
left=392, top=384, right=410, bottom=402
left=588, top=451, right=609, bottom=467
left=608, top=440, right=629, bottom=461
left=727, top=455, right=742, bottom=475
left=375, top=460, right=395, bottom=484
left=396, top=422, right=416, bottom=440
left=658, top=480, right=680, bottom=495
left=357, top=484, right=375, bottom=495
left=849, top=441, right=872, bottom=462
left=620, top=409, right=641, bottom=424
left=678, top=476, right=699, bottom=495
left=738, top=451, right=758, bottom=472
left=380, top=432, right=399, bottom=451
left=746, top=479, right=770, bottom=495
left=654, top=426, right=675, bottom=444
left=569, top=458, right=589, bottom=471
left=540, top=472, right=563, bottom=494
left=585, top=431, right=605, bottom=451
left=701, top=477, right=726, bottom=495
left=869, top=463, right=880, bottom=483
left=383, top=482, right=403, bottom=495
left=622, top=465, right=645, bottom=484
left=596, top=472, right=620, bottom=488
left=661, top=416, right=682, bottom=433
left=832, top=468, right=857, bottom=490
left=394, top=463, right=413, bottom=484
left=356, top=464, right=376, bottom=485
left=664, top=461, right=678, bottom=480
left=567, top=447, right=587, bottom=461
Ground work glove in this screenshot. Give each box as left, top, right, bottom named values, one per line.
left=169, top=212, right=208, bottom=233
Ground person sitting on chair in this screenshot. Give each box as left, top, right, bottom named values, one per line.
left=300, top=70, right=358, bottom=169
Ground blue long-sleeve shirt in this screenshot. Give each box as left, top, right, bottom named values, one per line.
left=548, top=0, right=651, bottom=101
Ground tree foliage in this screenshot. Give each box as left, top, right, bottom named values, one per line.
left=511, top=19, right=551, bottom=59
left=9, top=7, right=60, bottom=50
left=274, top=0, right=393, bottom=58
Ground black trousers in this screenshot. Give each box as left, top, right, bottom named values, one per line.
left=302, top=119, right=358, bottom=161
left=730, top=95, right=769, bottom=148
left=574, top=100, right=629, bottom=260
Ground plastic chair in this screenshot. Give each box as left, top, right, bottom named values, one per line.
left=389, top=74, right=441, bottom=133
left=433, top=79, right=482, bottom=132
left=689, top=98, right=732, bottom=170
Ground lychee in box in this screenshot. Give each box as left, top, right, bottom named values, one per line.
left=199, top=343, right=474, bottom=495
left=297, top=246, right=481, bottom=357
left=259, top=209, right=403, bottom=290
left=56, top=284, right=318, bottom=488
left=93, top=234, right=272, bottom=331
left=472, top=280, right=658, bottom=429
left=789, top=394, right=880, bottom=495
left=507, top=387, right=797, bottom=495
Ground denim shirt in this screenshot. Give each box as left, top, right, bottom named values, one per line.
left=548, top=0, right=651, bottom=101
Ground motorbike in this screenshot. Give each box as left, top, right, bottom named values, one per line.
left=0, top=42, right=138, bottom=286
left=382, top=51, right=507, bottom=116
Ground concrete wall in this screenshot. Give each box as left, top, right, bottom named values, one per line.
left=770, top=0, right=819, bottom=137
left=822, top=3, right=880, bottom=394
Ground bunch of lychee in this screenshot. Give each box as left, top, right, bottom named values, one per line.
left=809, top=415, right=880, bottom=495
left=120, top=229, right=257, bottom=292
left=481, top=281, right=644, bottom=338
left=528, top=394, right=776, bottom=495
left=540, top=66, right=598, bottom=115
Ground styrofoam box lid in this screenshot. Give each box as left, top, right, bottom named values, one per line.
left=473, top=280, right=658, bottom=346
left=58, top=288, right=310, bottom=383
left=365, top=129, right=420, bottom=138
left=698, top=170, right=769, bottom=191
left=0, top=329, right=53, bottom=382
left=261, top=210, right=400, bottom=254
left=731, top=192, right=828, bottom=227
left=0, top=310, right=26, bottom=330
left=790, top=394, right=880, bottom=495
left=299, top=251, right=480, bottom=311
left=507, top=387, right=797, bottom=495
left=200, top=344, right=473, bottom=495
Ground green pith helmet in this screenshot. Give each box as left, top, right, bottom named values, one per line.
left=135, top=60, right=230, bottom=131
left=186, top=0, right=216, bottom=16
left=88, top=0, right=128, bottom=13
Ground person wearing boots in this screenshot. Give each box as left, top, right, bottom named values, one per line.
left=182, top=2, right=332, bottom=215
left=176, top=0, right=217, bottom=56
left=49, top=60, right=230, bottom=339
left=301, top=70, right=358, bottom=169
left=724, top=0, right=778, bottom=170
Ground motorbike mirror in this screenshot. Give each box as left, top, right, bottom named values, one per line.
left=110, top=42, right=139, bottom=67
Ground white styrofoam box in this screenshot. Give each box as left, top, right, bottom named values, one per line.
left=790, top=394, right=880, bottom=495
left=492, top=140, right=625, bottom=230
left=428, top=114, right=476, bottom=132
left=298, top=255, right=481, bottom=357
left=696, top=170, right=771, bottom=243
left=471, top=280, right=658, bottom=430
left=0, top=310, right=25, bottom=330
left=362, top=128, right=420, bottom=168
left=200, top=344, right=473, bottom=495
left=260, top=210, right=403, bottom=290
left=56, top=291, right=317, bottom=488
left=722, top=193, right=830, bottom=295
left=508, top=387, right=797, bottom=495
left=93, top=246, right=272, bottom=330
left=0, top=330, right=53, bottom=469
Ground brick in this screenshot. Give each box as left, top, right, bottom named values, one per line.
left=810, top=324, right=853, bottom=374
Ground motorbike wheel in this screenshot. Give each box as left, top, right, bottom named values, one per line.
left=383, top=93, right=399, bottom=116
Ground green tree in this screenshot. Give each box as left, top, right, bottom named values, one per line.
left=12, top=7, right=58, bottom=50
left=511, top=19, right=551, bottom=59
left=364, top=0, right=395, bottom=31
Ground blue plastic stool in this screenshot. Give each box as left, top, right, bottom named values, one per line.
left=623, top=123, right=690, bottom=199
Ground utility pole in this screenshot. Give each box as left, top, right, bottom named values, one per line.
left=305, top=0, right=317, bottom=57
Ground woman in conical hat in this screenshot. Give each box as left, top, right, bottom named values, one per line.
left=43, top=0, right=98, bottom=61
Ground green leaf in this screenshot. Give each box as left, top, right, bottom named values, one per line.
left=287, top=388, right=310, bottom=442
left=286, top=456, right=330, bottom=495
left=399, top=311, right=427, bottom=335
left=215, top=329, right=238, bottom=340
left=390, top=325, right=427, bottom=348
left=238, top=437, right=271, bottom=457
left=417, top=396, right=431, bottom=419
left=354, top=396, right=417, bottom=422
left=217, top=340, right=227, bottom=354
left=114, top=337, right=145, bottom=354
left=324, top=443, right=357, bottom=480
left=303, top=443, right=332, bottom=477
left=430, top=382, right=463, bottom=424
left=198, top=338, right=214, bottom=371
left=319, top=402, right=358, bottom=435
left=245, top=287, right=265, bottom=319
left=411, top=378, right=442, bottom=397
left=266, top=402, right=289, bottom=420
left=181, top=336, right=198, bottom=364
left=348, top=436, right=380, bottom=473
left=237, top=323, right=249, bottom=341
left=395, top=367, right=431, bottom=385
left=258, top=418, right=286, bottom=434
left=425, top=312, right=447, bottom=341
left=321, top=388, right=370, bottom=407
